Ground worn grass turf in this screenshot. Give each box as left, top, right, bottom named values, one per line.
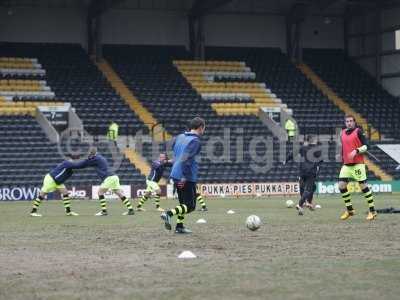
left=1, top=194, right=400, bottom=300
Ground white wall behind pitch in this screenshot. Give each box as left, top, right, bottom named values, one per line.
left=0, top=7, right=86, bottom=45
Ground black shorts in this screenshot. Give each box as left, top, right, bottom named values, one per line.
left=299, top=175, right=316, bottom=196
left=175, top=181, right=197, bottom=212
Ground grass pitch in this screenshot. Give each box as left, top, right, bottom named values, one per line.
left=1, top=194, right=400, bottom=300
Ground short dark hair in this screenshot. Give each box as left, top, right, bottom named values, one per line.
left=345, top=114, right=356, bottom=121
left=188, top=117, right=205, bottom=130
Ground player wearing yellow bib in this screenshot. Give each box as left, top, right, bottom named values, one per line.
left=136, top=153, right=172, bottom=212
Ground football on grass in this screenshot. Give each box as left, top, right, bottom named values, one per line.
left=286, top=199, right=294, bottom=208
left=246, top=215, right=261, bottom=231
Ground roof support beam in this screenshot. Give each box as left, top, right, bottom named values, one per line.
left=286, top=2, right=308, bottom=63
left=87, top=0, right=125, bottom=61
left=188, top=0, right=233, bottom=59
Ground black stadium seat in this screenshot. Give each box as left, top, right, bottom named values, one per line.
left=103, top=45, right=379, bottom=182
left=0, top=43, right=146, bottom=186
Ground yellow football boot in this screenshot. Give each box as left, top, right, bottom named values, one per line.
left=366, top=211, right=377, bottom=221
left=340, top=210, right=355, bottom=220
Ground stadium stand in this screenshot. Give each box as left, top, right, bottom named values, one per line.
left=0, top=43, right=148, bottom=136
left=204, top=46, right=391, bottom=181
left=0, top=43, right=147, bottom=187
left=0, top=54, right=62, bottom=113
left=0, top=114, right=59, bottom=187
left=173, top=60, right=287, bottom=115
left=0, top=101, right=63, bottom=116
left=303, top=49, right=400, bottom=140
left=103, top=45, right=297, bottom=182
left=204, top=47, right=345, bottom=136
left=96, top=60, right=170, bottom=142
left=302, top=49, right=399, bottom=179
left=0, top=43, right=389, bottom=185
left=0, top=57, right=55, bottom=101
left=103, top=45, right=379, bottom=182
left=298, top=63, right=381, bottom=140
left=0, top=114, right=145, bottom=187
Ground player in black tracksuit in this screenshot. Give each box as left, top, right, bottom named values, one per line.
left=285, top=135, right=323, bottom=215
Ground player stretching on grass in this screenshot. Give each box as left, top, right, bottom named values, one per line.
left=86, top=147, right=135, bottom=216
left=30, top=156, right=87, bottom=217
left=161, top=117, right=205, bottom=234
left=136, top=153, right=172, bottom=212
left=339, top=115, right=377, bottom=221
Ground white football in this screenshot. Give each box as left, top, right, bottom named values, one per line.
left=286, top=199, right=294, bottom=208
left=246, top=215, right=261, bottom=231
left=315, top=204, right=321, bottom=209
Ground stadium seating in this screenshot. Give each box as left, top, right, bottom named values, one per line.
left=0, top=56, right=55, bottom=101
left=204, top=47, right=345, bottom=136
left=301, top=49, right=400, bottom=178
left=0, top=114, right=145, bottom=187
left=0, top=101, right=63, bottom=116
left=103, top=45, right=379, bottom=182
left=104, top=45, right=291, bottom=182
left=0, top=43, right=386, bottom=185
left=0, top=57, right=46, bottom=76
left=0, top=115, right=58, bottom=187
left=0, top=43, right=148, bottom=187
left=303, top=49, right=400, bottom=139
left=173, top=60, right=286, bottom=116
left=0, top=43, right=148, bottom=136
